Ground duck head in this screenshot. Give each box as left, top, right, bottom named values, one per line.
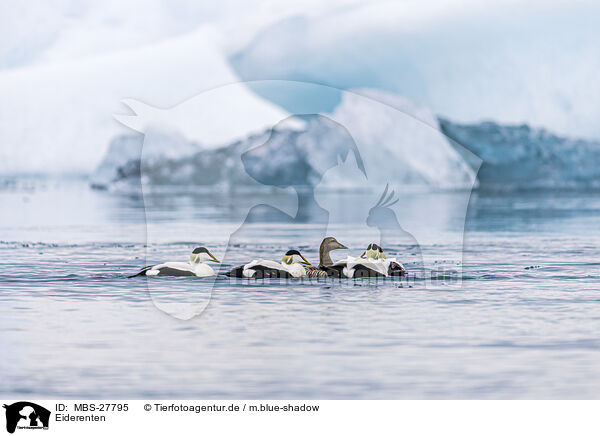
left=282, top=249, right=312, bottom=265
left=360, top=243, right=386, bottom=260
left=319, top=237, right=348, bottom=267
left=189, top=247, right=220, bottom=264
left=360, top=243, right=379, bottom=260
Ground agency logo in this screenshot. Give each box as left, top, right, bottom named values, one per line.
left=3, top=402, right=50, bottom=434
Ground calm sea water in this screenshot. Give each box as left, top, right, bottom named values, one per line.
left=1, top=179, right=599, bottom=398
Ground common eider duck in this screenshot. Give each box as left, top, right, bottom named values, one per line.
left=226, top=249, right=312, bottom=278
left=303, top=237, right=348, bottom=278
left=129, top=246, right=220, bottom=277
left=329, top=243, right=407, bottom=278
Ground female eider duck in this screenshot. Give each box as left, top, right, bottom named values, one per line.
left=303, top=237, right=348, bottom=278
left=129, top=247, right=220, bottom=277
left=329, top=243, right=406, bottom=278
left=226, top=250, right=312, bottom=278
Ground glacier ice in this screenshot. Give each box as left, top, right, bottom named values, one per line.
left=440, top=120, right=600, bottom=190
left=230, top=3, right=600, bottom=139
left=93, top=86, right=600, bottom=193
left=0, top=27, right=292, bottom=175
left=92, top=87, right=479, bottom=192
left=330, top=89, right=478, bottom=190
left=4, top=1, right=600, bottom=180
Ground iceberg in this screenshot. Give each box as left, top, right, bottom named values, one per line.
left=92, top=87, right=479, bottom=192
left=440, top=119, right=600, bottom=190
left=0, top=27, right=291, bottom=175
left=93, top=86, right=600, bottom=193
left=329, top=89, right=478, bottom=190
left=230, top=3, right=600, bottom=139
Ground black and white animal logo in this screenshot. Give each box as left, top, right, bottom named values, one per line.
left=3, top=402, right=50, bottom=434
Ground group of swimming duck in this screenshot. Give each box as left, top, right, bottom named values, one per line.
left=130, top=237, right=406, bottom=279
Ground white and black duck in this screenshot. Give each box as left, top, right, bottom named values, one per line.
left=225, top=249, right=312, bottom=278
left=329, top=243, right=407, bottom=278
left=129, top=246, right=220, bottom=277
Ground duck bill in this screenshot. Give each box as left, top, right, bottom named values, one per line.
left=207, top=251, right=221, bottom=263
left=299, top=253, right=312, bottom=265
left=336, top=242, right=348, bottom=250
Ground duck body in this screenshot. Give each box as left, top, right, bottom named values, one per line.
left=331, top=256, right=406, bottom=278
left=226, top=250, right=310, bottom=279
left=129, top=246, right=220, bottom=278
left=303, top=266, right=332, bottom=278
left=226, top=259, right=299, bottom=278
left=337, top=256, right=388, bottom=278
left=140, top=262, right=215, bottom=277
left=329, top=244, right=407, bottom=278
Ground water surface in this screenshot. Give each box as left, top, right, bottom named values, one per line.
left=1, top=180, right=599, bottom=398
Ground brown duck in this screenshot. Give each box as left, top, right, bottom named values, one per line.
left=304, top=237, right=348, bottom=278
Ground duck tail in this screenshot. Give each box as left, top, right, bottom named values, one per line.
left=223, top=266, right=245, bottom=278
left=127, top=266, right=153, bottom=278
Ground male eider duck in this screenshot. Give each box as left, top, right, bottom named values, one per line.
left=226, top=250, right=312, bottom=278
left=129, top=247, right=220, bottom=277
left=303, top=237, right=348, bottom=278
left=330, top=243, right=407, bottom=278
